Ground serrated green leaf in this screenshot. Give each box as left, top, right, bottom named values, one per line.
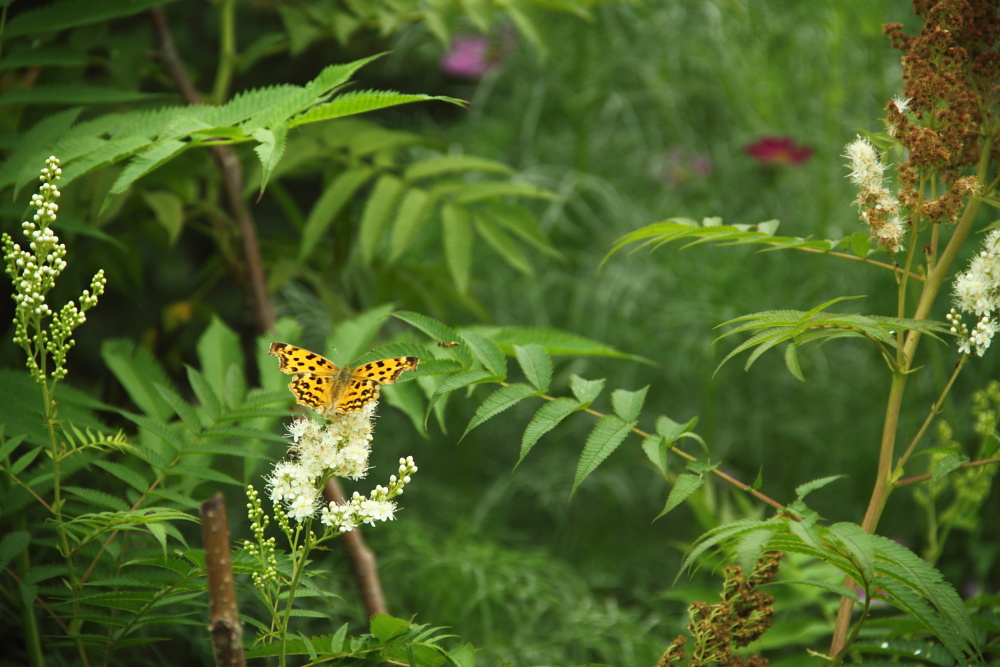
left=389, top=187, right=434, bottom=263
left=655, top=473, right=703, bottom=521
left=185, top=366, right=221, bottom=422
left=92, top=460, right=151, bottom=493
left=405, top=154, right=513, bottom=181
left=358, top=174, right=405, bottom=262
left=795, top=475, right=845, bottom=500
left=393, top=311, right=461, bottom=346
left=141, top=190, right=185, bottom=246
left=572, top=415, right=636, bottom=496
left=299, top=167, right=374, bottom=260
left=611, top=386, right=648, bottom=422
left=514, top=344, right=552, bottom=391
left=784, top=343, right=805, bottom=381
left=427, top=369, right=498, bottom=413
left=641, top=434, right=668, bottom=478
left=154, top=383, right=202, bottom=433
left=475, top=214, right=533, bottom=275
left=460, top=332, right=507, bottom=377
left=102, top=339, right=176, bottom=421
left=462, top=383, right=537, bottom=440
left=369, top=613, right=409, bottom=641
left=4, top=0, right=180, bottom=37
left=519, top=397, right=581, bottom=466
left=570, top=375, right=604, bottom=404
left=828, top=522, right=875, bottom=585
left=441, top=202, right=473, bottom=293
left=253, top=125, right=287, bottom=193
left=0, top=531, right=30, bottom=570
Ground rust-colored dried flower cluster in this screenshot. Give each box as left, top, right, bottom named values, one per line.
left=883, top=0, right=999, bottom=226
left=658, top=552, right=782, bottom=667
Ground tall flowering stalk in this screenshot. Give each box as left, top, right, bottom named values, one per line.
left=245, top=402, right=417, bottom=665
left=827, top=2, right=1000, bottom=658
left=2, top=156, right=107, bottom=664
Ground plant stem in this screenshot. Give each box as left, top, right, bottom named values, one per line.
left=829, top=137, right=994, bottom=658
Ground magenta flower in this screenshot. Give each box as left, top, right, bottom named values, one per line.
left=441, top=35, right=495, bottom=78
left=744, top=136, right=813, bottom=166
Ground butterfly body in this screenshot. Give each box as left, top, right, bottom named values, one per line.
left=269, top=342, right=419, bottom=415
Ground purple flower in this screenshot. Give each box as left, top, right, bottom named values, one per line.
left=745, top=136, right=813, bottom=166
left=441, top=35, right=496, bottom=79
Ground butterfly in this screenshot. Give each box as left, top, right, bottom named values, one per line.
left=268, top=342, right=419, bottom=415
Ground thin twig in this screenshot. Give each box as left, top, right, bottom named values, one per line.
left=147, top=6, right=275, bottom=332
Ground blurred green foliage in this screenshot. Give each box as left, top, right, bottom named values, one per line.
left=0, top=0, right=997, bottom=664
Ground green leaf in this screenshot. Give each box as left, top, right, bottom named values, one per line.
left=570, top=375, right=605, bottom=404
left=641, top=434, right=668, bottom=478
left=141, top=190, right=185, bottom=246
left=827, top=522, right=875, bottom=585
left=92, top=460, right=151, bottom=493
left=475, top=214, right=533, bottom=275
left=253, top=125, right=287, bottom=193
left=795, top=475, right=845, bottom=500
left=330, top=303, right=398, bottom=363
left=108, top=139, right=187, bottom=197
left=656, top=415, right=697, bottom=443
left=291, top=90, right=465, bottom=127
left=849, top=231, right=872, bottom=258
left=393, top=311, right=461, bottom=346
left=487, top=326, right=653, bottom=363
left=358, top=174, right=405, bottom=262
left=186, top=366, right=221, bottom=422
left=461, top=332, right=507, bottom=377
left=102, top=340, right=176, bottom=421
left=154, top=383, right=202, bottom=433
left=519, top=397, right=581, bottom=466
left=0, top=531, right=30, bottom=570
left=405, top=154, right=513, bottom=181
left=655, top=473, right=704, bottom=520
left=441, top=202, right=473, bottom=293
left=197, top=318, right=244, bottom=408
left=369, top=613, right=409, bottom=641
left=462, top=383, right=537, bottom=441
left=389, top=187, right=434, bottom=263
left=572, top=415, right=636, bottom=495
left=783, top=343, right=805, bottom=381
left=4, top=0, right=181, bottom=37
left=299, top=167, right=374, bottom=260
left=611, top=386, right=648, bottom=422
left=427, top=369, right=498, bottom=413
left=514, top=344, right=552, bottom=391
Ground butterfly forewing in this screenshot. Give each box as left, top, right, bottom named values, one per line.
left=269, top=343, right=419, bottom=416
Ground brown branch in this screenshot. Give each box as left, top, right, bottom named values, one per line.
left=147, top=6, right=275, bottom=332
left=324, top=479, right=389, bottom=617
left=201, top=493, right=245, bottom=667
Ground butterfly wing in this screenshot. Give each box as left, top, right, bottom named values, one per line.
left=269, top=342, right=341, bottom=412
left=331, top=356, right=420, bottom=414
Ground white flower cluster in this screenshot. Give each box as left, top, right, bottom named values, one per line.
left=320, top=456, right=417, bottom=533
left=2, top=157, right=107, bottom=383
left=949, top=229, right=1000, bottom=357
left=845, top=137, right=905, bottom=253
left=265, top=412, right=417, bottom=531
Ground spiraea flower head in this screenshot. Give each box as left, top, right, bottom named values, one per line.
left=265, top=409, right=417, bottom=531
left=2, top=156, right=106, bottom=384
left=950, top=229, right=1000, bottom=357
left=844, top=137, right=905, bottom=253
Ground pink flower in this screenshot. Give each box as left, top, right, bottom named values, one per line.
left=441, top=35, right=495, bottom=78
left=744, top=136, right=813, bottom=166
